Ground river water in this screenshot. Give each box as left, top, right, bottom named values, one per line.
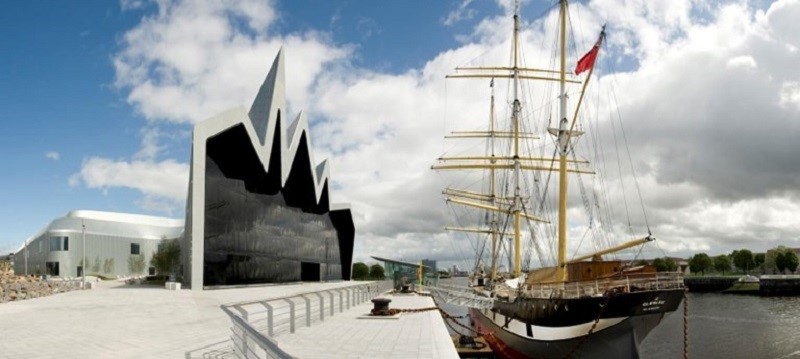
left=640, top=293, right=800, bottom=359
left=438, top=279, right=800, bottom=358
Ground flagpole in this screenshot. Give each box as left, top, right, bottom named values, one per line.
left=567, top=25, right=606, bottom=143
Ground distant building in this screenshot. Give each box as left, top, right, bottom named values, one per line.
left=665, top=257, right=689, bottom=273
left=372, top=256, right=438, bottom=286
left=13, top=210, right=183, bottom=277
left=422, top=259, right=437, bottom=273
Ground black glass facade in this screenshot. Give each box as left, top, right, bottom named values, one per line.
left=202, top=124, right=350, bottom=286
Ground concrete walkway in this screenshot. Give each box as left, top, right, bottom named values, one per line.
left=0, top=280, right=366, bottom=358
left=274, top=293, right=459, bottom=358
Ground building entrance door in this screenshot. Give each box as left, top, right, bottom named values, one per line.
left=46, top=261, right=60, bottom=276
left=300, top=262, right=320, bottom=281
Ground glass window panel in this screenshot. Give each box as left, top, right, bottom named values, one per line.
left=50, top=237, right=61, bottom=251
left=203, top=154, right=342, bottom=286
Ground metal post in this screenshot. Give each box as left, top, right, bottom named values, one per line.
left=301, top=295, right=311, bottom=327
left=82, top=220, right=86, bottom=287
left=285, top=299, right=296, bottom=334
left=263, top=301, right=274, bottom=337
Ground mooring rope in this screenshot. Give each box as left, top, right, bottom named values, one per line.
left=683, top=288, right=689, bottom=359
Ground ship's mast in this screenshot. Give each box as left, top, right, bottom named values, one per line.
left=556, top=0, right=570, bottom=282
left=511, top=0, right=523, bottom=279
left=434, top=0, right=580, bottom=282
left=489, top=80, right=498, bottom=281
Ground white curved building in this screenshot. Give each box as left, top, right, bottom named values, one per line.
left=13, top=210, right=183, bottom=278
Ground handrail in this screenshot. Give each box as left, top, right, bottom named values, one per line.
left=221, top=305, right=295, bottom=359
left=220, top=281, right=392, bottom=358
left=224, top=281, right=385, bottom=308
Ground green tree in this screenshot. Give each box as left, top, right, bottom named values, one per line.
left=755, top=253, right=766, bottom=272
left=103, top=258, right=114, bottom=274
left=733, top=249, right=755, bottom=273
left=352, top=262, right=369, bottom=280
left=92, top=255, right=100, bottom=273
left=776, top=251, right=787, bottom=273
left=635, top=260, right=649, bottom=266
left=652, top=258, right=667, bottom=272
left=128, top=255, right=146, bottom=275
left=713, top=255, right=732, bottom=275
left=689, top=253, right=713, bottom=275
left=150, top=238, right=181, bottom=277
left=369, top=264, right=385, bottom=280
left=786, top=251, right=799, bottom=273
left=665, top=258, right=678, bottom=272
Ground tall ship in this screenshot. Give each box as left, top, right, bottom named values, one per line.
left=431, top=1, right=685, bottom=357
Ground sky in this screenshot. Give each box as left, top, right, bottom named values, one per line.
left=1, top=0, right=799, bottom=270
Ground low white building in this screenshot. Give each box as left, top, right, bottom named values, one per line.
left=13, top=210, right=183, bottom=278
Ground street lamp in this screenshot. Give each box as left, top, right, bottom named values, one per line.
left=82, top=220, right=86, bottom=288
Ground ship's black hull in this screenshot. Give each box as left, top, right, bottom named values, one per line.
left=493, top=288, right=684, bottom=327
left=471, top=288, right=684, bottom=358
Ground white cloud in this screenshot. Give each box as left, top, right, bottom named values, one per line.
left=114, top=0, right=348, bottom=124
left=120, top=0, right=145, bottom=11
left=44, top=151, right=60, bottom=161
left=779, top=81, right=800, bottom=110
left=80, top=0, right=800, bottom=267
left=727, top=55, right=757, bottom=68
left=442, top=0, right=477, bottom=26
left=133, top=127, right=163, bottom=160
left=70, top=157, right=188, bottom=206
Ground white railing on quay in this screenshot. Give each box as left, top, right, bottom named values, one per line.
left=220, top=281, right=393, bottom=359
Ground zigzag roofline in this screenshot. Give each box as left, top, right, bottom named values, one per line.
left=193, top=49, right=346, bottom=211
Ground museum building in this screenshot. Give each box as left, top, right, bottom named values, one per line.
left=183, top=49, right=355, bottom=289
left=12, top=210, right=183, bottom=278
left=13, top=50, right=355, bottom=289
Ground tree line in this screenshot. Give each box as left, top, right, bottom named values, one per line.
left=351, top=262, right=385, bottom=280
left=688, top=246, right=799, bottom=275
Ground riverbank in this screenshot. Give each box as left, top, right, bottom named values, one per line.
left=684, top=275, right=800, bottom=296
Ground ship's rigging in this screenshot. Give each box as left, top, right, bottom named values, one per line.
left=433, top=0, right=655, bottom=281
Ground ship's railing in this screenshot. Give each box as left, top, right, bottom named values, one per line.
left=220, top=281, right=392, bottom=359
left=521, top=272, right=685, bottom=299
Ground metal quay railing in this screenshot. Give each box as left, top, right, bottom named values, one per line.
left=220, top=281, right=393, bottom=359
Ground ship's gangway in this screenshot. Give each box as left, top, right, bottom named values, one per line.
left=428, top=284, right=494, bottom=309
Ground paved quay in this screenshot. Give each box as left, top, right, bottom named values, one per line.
left=0, top=280, right=369, bottom=359
left=272, top=293, right=459, bottom=358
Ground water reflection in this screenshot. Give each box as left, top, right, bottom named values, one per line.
left=641, top=293, right=800, bottom=358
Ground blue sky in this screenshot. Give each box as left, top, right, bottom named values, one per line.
left=0, top=0, right=517, bottom=252
left=2, top=0, right=799, bottom=268
left=0, top=3, right=141, bottom=251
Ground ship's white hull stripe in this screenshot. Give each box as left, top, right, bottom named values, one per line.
left=478, top=309, right=628, bottom=341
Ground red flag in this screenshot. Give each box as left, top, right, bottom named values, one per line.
left=574, top=44, right=600, bottom=75
left=575, top=26, right=606, bottom=75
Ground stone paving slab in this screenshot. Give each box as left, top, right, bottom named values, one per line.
left=0, top=280, right=366, bottom=359
left=274, top=293, right=459, bottom=359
